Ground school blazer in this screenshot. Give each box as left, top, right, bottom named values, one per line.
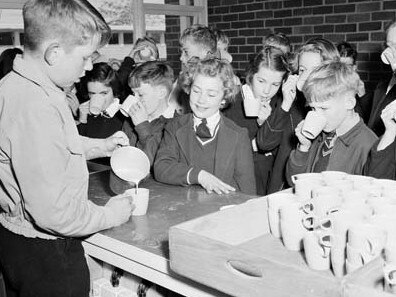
left=367, top=76, right=396, bottom=137
left=154, top=114, right=256, bottom=195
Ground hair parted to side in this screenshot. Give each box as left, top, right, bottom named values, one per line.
left=297, top=37, right=340, bottom=64
left=245, top=46, right=292, bottom=85
left=128, top=61, right=174, bottom=93
left=180, top=24, right=217, bottom=57
left=302, top=61, right=360, bottom=103
left=83, top=62, right=125, bottom=100
left=23, top=0, right=111, bottom=52
left=179, top=57, right=238, bottom=104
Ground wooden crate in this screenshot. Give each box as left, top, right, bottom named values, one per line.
left=169, top=197, right=343, bottom=297
left=344, top=257, right=394, bottom=297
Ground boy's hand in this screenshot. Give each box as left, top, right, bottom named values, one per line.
left=381, top=100, right=396, bottom=134
left=281, top=74, right=298, bottom=112
left=257, top=101, right=271, bottom=126
left=295, top=120, right=312, bottom=152
left=198, top=170, right=236, bottom=194
left=105, top=194, right=134, bottom=226
left=104, top=131, right=130, bottom=156
left=128, top=101, right=149, bottom=126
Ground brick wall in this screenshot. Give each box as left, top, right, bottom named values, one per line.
left=208, top=0, right=396, bottom=91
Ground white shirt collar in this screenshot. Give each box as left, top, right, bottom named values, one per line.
left=193, top=111, right=221, bottom=136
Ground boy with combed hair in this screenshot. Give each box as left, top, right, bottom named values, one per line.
left=286, top=61, right=377, bottom=181
left=122, top=60, right=176, bottom=165
left=0, top=1, right=133, bottom=296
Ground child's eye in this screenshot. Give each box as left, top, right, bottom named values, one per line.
left=273, top=83, right=281, bottom=87
left=257, top=78, right=264, bottom=83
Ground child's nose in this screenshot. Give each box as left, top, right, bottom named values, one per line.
left=263, top=83, right=271, bottom=95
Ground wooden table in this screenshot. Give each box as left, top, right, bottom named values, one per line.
left=83, top=170, right=257, bottom=297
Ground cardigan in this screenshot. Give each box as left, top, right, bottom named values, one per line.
left=154, top=113, right=256, bottom=195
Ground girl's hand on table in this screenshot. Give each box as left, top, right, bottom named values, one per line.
left=198, top=170, right=236, bottom=194
left=105, top=194, right=134, bottom=226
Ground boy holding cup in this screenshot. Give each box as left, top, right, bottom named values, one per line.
left=286, top=61, right=377, bottom=182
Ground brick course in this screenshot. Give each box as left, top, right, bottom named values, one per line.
left=206, top=0, right=396, bottom=90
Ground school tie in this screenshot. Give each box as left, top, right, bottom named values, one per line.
left=322, top=131, right=337, bottom=157
left=313, top=131, right=337, bottom=173
left=196, top=118, right=212, bottom=141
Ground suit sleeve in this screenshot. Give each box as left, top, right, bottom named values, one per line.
left=285, top=147, right=310, bottom=186
left=234, top=128, right=257, bottom=195
left=364, top=139, right=396, bottom=179
left=154, top=121, right=193, bottom=185
left=256, top=105, right=288, bottom=151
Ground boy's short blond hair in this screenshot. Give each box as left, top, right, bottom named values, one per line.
left=179, top=58, right=238, bottom=104
left=128, top=61, right=174, bottom=94
left=302, top=61, right=360, bottom=103
left=180, top=24, right=217, bottom=57
left=23, top=0, right=111, bottom=52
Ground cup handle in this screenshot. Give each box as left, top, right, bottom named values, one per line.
left=301, top=202, right=314, bottom=214
left=319, top=234, right=333, bottom=257
left=302, top=215, right=316, bottom=230
left=318, top=217, right=333, bottom=231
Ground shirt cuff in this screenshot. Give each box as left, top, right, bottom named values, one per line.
left=187, top=167, right=201, bottom=185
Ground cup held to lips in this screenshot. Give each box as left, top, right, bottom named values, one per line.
left=120, top=94, right=140, bottom=116
left=242, top=84, right=261, bottom=117
left=302, top=111, right=327, bottom=139
left=89, top=94, right=106, bottom=115
left=381, top=47, right=394, bottom=65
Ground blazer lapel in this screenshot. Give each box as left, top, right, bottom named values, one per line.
left=214, top=117, right=238, bottom=178
left=175, top=115, right=195, bottom=163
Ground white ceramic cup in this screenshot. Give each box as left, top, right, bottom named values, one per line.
left=242, top=84, right=261, bottom=117
left=89, top=94, right=106, bottom=115
left=301, top=111, right=327, bottom=139
left=381, top=47, right=394, bottom=65
left=267, top=192, right=295, bottom=238
left=120, top=94, right=140, bottom=116
left=280, top=202, right=307, bottom=251
left=348, top=223, right=388, bottom=258
left=303, top=230, right=332, bottom=270
left=293, top=175, right=325, bottom=201
left=331, top=245, right=346, bottom=277
left=125, top=188, right=149, bottom=216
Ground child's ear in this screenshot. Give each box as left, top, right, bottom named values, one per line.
left=345, top=94, right=356, bottom=110
left=44, top=42, right=62, bottom=66
left=158, top=85, right=168, bottom=99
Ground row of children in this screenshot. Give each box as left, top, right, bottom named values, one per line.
left=73, top=21, right=396, bottom=197
left=0, top=0, right=395, bottom=296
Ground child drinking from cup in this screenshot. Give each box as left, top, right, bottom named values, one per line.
left=78, top=62, right=126, bottom=138
left=286, top=61, right=377, bottom=182
left=122, top=60, right=176, bottom=165
left=223, top=46, right=293, bottom=195
left=154, top=58, right=256, bottom=195
left=364, top=100, right=396, bottom=179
